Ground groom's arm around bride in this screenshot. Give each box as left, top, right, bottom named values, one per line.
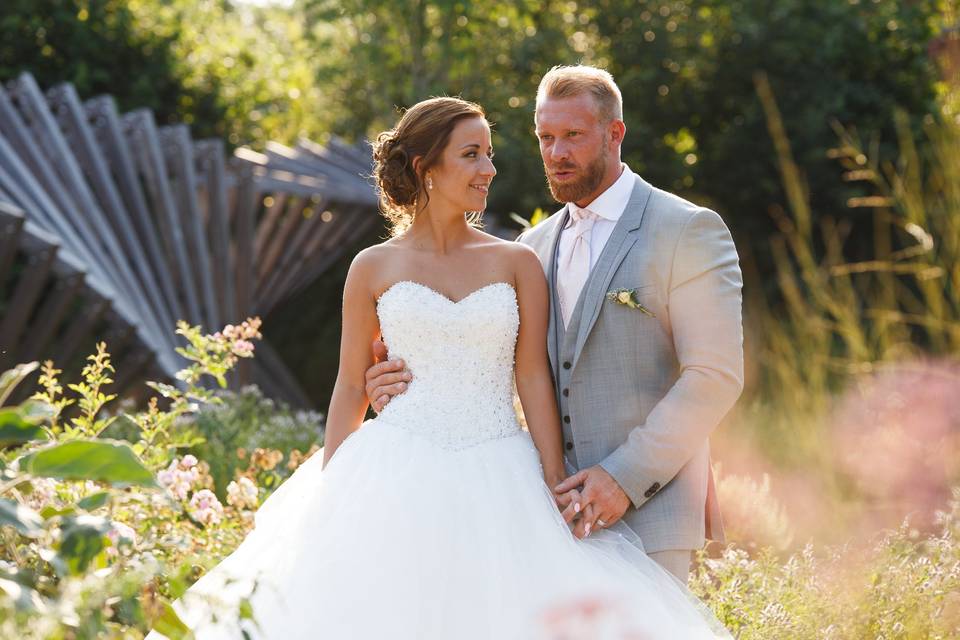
left=553, top=204, right=744, bottom=538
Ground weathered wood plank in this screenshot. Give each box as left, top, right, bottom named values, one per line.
left=0, top=236, right=57, bottom=370
left=122, top=109, right=204, bottom=325
left=84, top=94, right=184, bottom=336
left=161, top=125, right=220, bottom=331
left=194, top=139, right=235, bottom=324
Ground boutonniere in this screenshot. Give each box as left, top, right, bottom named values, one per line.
left=606, top=288, right=655, bottom=317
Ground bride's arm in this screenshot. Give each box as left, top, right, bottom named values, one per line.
left=322, top=250, right=382, bottom=468
left=513, top=246, right=566, bottom=486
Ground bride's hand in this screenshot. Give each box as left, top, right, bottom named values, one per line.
left=554, top=487, right=583, bottom=523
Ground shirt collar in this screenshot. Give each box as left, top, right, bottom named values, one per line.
left=568, top=163, right=635, bottom=223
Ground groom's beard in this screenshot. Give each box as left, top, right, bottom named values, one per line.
left=544, top=151, right=607, bottom=204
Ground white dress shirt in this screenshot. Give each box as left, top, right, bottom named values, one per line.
left=557, top=163, right=636, bottom=273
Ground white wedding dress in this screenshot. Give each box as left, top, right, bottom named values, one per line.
left=149, top=280, right=731, bottom=639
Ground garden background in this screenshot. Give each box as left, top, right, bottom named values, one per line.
left=1, top=0, right=959, bottom=637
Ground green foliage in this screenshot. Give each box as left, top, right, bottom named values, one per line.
left=303, top=0, right=574, bottom=219
left=129, top=317, right=263, bottom=469
left=0, top=497, right=43, bottom=537
left=31, top=361, right=72, bottom=435
left=0, top=316, right=270, bottom=638
left=604, top=0, right=940, bottom=237
left=30, top=343, right=120, bottom=441
left=300, top=0, right=940, bottom=236
left=0, top=0, right=223, bottom=133
left=692, top=489, right=960, bottom=638
left=189, top=384, right=324, bottom=497
left=735, top=71, right=960, bottom=482
left=0, top=404, right=50, bottom=447
left=0, top=362, right=39, bottom=407
left=127, top=0, right=327, bottom=146
left=18, top=440, right=157, bottom=487
left=57, top=514, right=112, bottom=576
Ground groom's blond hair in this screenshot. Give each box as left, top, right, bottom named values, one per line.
left=535, top=65, right=623, bottom=123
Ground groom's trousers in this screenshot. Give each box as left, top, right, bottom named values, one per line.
left=648, top=549, right=692, bottom=583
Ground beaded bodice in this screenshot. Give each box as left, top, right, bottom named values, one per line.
left=374, top=280, right=522, bottom=449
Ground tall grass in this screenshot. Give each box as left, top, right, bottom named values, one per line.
left=714, top=72, right=960, bottom=548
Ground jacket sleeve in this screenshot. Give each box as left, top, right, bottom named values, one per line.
left=599, top=208, right=744, bottom=508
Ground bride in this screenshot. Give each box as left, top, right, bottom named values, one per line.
left=148, top=97, right=731, bottom=639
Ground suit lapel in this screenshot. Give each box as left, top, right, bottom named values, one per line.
left=572, top=176, right=653, bottom=368
left=536, top=206, right=570, bottom=375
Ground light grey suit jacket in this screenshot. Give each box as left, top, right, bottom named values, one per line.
left=517, top=174, right=743, bottom=553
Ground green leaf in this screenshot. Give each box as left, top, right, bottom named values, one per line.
left=0, top=362, right=39, bottom=407
left=150, top=600, right=194, bottom=640
left=530, top=207, right=547, bottom=227
left=57, top=515, right=111, bottom=575
left=77, top=491, right=111, bottom=511
left=0, top=498, right=44, bottom=537
left=0, top=406, right=50, bottom=447
left=39, top=505, right=75, bottom=519
left=147, top=381, right=182, bottom=399
left=238, top=598, right=255, bottom=620
left=19, top=439, right=158, bottom=487
left=18, top=400, right=56, bottom=423
left=0, top=577, right=44, bottom=612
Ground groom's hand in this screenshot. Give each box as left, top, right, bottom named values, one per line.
left=364, top=339, right=412, bottom=413
left=554, top=466, right=631, bottom=537
left=554, top=488, right=584, bottom=524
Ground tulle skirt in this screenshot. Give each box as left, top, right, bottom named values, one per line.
left=147, top=418, right=730, bottom=639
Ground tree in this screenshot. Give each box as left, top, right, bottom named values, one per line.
left=0, top=0, right=218, bottom=131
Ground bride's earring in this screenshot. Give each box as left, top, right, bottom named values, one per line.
left=426, top=175, right=433, bottom=190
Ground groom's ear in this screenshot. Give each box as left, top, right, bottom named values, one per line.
left=608, top=120, right=626, bottom=146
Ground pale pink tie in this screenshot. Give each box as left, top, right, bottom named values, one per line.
left=558, top=208, right=597, bottom=329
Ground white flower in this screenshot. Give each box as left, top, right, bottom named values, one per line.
left=232, top=340, right=255, bottom=356
left=25, top=477, right=58, bottom=510
left=189, top=489, right=224, bottom=525
left=106, top=521, right=137, bottom=557
left=158, top=458, right=200, bottom=501
left=226, top=477, right=260, bottom=510
left=617, top=291, right=632, bottom=304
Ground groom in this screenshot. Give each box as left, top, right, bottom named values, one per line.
left=364, top=65, right=743, bottom=582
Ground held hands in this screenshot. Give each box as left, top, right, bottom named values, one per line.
left=364, top=339, right=412, bottom=412
left=553, top=466, right=631, bottom=539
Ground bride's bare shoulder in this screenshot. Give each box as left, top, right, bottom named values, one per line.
left=474, top=232, right=540, bottom=264
left=467, top=231, right=544, bottom=288
left=347, top=242, right=408, bottom=296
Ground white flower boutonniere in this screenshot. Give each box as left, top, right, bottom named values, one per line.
left=606, top=288, right=655, bottom=317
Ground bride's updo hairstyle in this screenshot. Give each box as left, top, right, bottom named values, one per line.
left=372, top=97, right=486, bottom=236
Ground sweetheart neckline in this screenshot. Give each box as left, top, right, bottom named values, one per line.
left=377, top=280, right=517, bottom=306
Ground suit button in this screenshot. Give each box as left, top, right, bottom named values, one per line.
left=563, top=361, right=571, bottom=369
left=565, top=442, right=574, bottom=451
left=562, top=388, right=569, bottom=397
left=563, top=415, right=570, bottom=424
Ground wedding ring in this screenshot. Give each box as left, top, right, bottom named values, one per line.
left=596, top=519, right=607, bottom=527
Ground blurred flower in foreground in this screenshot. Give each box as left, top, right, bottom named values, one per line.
left=831, top=359, right=960, bottom=528
left=158, top=456, right=202, bottom=501
left=106, top=521, right=137, bottom=557
left=226, top=476, right=260, bottom=510
left=716, top=471, right=793, bottom=552
left=537, top=594, right=652, bottom=639
left=189, top=489, right=224, bottom=526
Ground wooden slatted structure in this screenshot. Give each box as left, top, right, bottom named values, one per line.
left=0, top=72, right=378, bottom=407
